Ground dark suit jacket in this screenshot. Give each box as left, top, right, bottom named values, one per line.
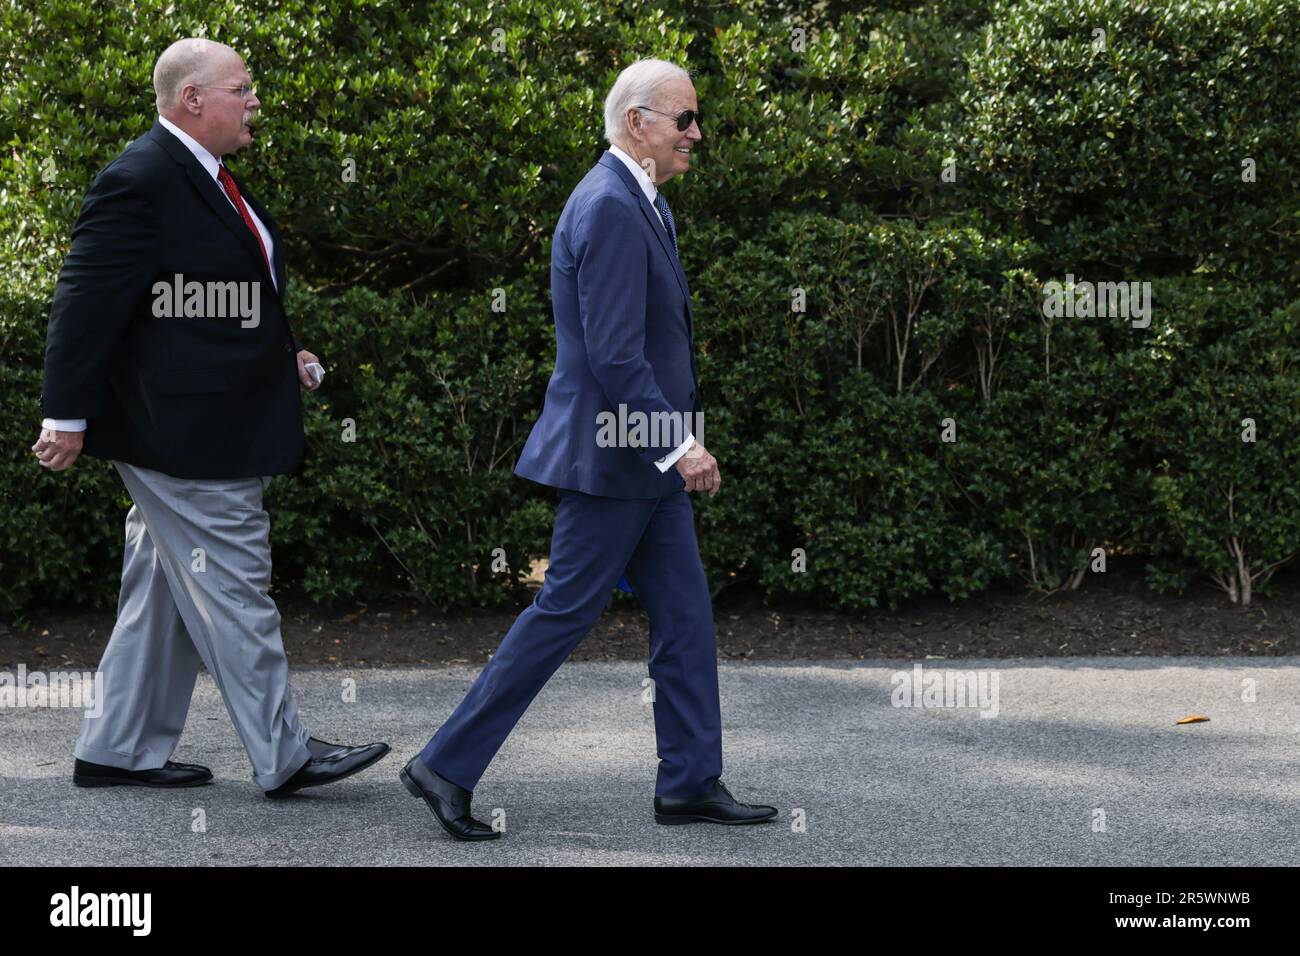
left=41, top=120, right=304, bottom=479
left=514, top=150, right=700, bottom=499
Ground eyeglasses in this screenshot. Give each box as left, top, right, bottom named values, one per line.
left=201, top=84, right=256, bottom=100
left=634, top=105, right=701, bottom=131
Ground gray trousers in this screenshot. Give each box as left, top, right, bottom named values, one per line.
left=74, top=461, right=312, bottom=790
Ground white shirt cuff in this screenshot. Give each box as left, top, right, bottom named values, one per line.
left=42, top=418, right=87, bottom=432
left=655, top=433, right=694, bottom=473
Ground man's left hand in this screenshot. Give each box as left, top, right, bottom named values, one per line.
left=296, top=349, right=323, bottom=390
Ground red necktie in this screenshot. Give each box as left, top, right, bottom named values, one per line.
left=216, top=163, right=272, bottom=277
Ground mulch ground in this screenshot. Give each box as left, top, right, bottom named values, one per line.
left=4, top=558, right=1297, bottom=668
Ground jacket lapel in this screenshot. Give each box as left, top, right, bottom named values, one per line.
left=148, top=122, right=280, bottom=297
left=598, top=152, right=692, bottom=321
left=229, top=173, right=284, bottom=294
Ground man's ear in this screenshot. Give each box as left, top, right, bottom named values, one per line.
left=180, top=85, right=202, bottom=115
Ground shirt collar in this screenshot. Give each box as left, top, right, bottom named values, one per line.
left=608, top=142, right=658, bottom=206
left=158, top=114, right=223, bottom=179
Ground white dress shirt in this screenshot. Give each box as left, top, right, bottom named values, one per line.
left=605, top=144, right=694, bottom=472
left=42, top=115, right=276, bottom=433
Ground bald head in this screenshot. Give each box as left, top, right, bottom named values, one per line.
left=153, top=38, right=261, bottom=158
left=154, top=38, right=236, bottom=112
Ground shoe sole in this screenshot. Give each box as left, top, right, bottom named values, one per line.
left=266, top=744, right=391, bottom=798
left=74, top=775, right=212, bottom=789
left=655, top=811, right=778, bottom=825
left=399, top=767, right=501, bottom=841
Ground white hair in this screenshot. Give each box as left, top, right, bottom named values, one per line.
left=602, top=58, right=692, bottom=143
left=153, top=37, right=235, bottom=112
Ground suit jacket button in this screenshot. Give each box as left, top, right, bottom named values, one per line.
left=689, top=391, right=695, bottom=400
left=284, top=342, right=293, bottom=353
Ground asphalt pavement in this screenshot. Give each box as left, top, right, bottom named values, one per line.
left=2, top=658, right=1298, bottom=865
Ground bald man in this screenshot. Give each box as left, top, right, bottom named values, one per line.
left=36, top=38, right=389, bottom=796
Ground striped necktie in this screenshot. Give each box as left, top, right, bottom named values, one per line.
left=654, top=192, right=678, bottom=254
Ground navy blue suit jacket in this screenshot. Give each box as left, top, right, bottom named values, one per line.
left=515, top=150, right=701, bottom=499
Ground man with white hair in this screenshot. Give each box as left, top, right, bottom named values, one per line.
left=35, top=38, right=389, bottom=796
left=400, top=57, right=777, bottom=839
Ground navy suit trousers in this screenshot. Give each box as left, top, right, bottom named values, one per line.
left=419, top=488, right=723, bottom=798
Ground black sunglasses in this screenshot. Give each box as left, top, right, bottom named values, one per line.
left=635, top=105, right=701, bottom=131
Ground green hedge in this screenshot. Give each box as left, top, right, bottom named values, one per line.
left=3, top=0, right=1298, bottom=614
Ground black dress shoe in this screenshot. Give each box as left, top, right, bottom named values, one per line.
left=654, top=779, right=778, bottom=825
left=264, top=742, right=390, bottom=798
left=73, top=758, right=212, bottom=789
left=399, top=755, right=500, bottom=841
left=306, top=736, right=350, bottom=758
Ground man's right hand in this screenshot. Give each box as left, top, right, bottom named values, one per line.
left=675, top=440, right=720, bottom=496
left=32, top=428, right=84, bottom=472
